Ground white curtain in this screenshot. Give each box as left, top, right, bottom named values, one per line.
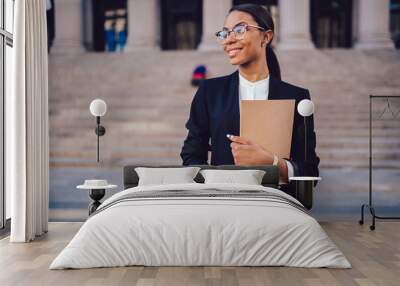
left=8, top=0, right=49, bottom=242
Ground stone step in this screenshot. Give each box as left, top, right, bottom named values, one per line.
left=317, top=129, right=400, bottom=137
left=318, top=138, right=400, bottom=149
left=49, top=150, right=400, bottom=163
left=49, top=155, right=398, bottom=169
left=50, top=137, right=400, bottom=153
left=318, top=148, right=400, bottom=159
left=50, top=135, right=399, bottom=160
left=321, top=159, right=400, bottom=169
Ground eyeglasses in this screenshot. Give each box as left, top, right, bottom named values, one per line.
left=215, top=23, right=266, bottom=42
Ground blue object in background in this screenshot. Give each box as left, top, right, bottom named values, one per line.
left=191, top=64, right=207, bottom=86
left=105, top=29, right=116, bottom=52
left=117, top=31, right=127, bottom=51
left=193, top=65, right=207, bottom=74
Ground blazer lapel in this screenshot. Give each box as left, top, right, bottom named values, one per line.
left=228, top=70, right=240, bottom=136
left=268, top=75, right=282, bottom=100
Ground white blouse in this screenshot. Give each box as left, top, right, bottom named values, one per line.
left=238, top=73, right=294, bottom=184
left=239, top=73, right=270, bottom=101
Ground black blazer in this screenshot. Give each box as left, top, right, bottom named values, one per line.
left=180, top=70, right=320, bottom=194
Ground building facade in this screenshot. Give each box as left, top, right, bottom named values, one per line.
left=50, top=0, right=397, bottom=54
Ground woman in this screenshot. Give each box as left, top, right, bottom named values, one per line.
left=180, top=4, right=320, bottom=195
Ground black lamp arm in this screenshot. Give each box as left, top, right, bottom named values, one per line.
left=304, top=116, right=308, bottom=163
left=94, top=116, right=106, bottom=162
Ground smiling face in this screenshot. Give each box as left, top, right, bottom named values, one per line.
left=222, top=11, right=270, bottom=66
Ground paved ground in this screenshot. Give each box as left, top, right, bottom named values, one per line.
left=48, top=49, right=400, bottom=221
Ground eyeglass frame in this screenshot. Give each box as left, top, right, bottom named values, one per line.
left=215, top=23, right=268, bottom=42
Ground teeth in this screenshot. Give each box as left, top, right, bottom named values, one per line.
left=228, top=48, right=240, bottom=57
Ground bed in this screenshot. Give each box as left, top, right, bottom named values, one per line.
left=50, top=165, right=350, bottom=269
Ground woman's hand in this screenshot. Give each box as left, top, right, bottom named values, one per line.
left=227, top=135, right=274, bottom=165
left=227, top=134, right=289, bottom=183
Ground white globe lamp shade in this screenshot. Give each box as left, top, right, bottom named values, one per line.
left=297, top=99, right=314, bottom=117
left=90, top=99, right=107, bottom=117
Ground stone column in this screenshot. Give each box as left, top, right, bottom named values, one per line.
left=278, top=0, right=314, bottom=50
left=125, top=0, right=159, bottom=51
left=52, top=0, right=84, bottom=54
left=355, top=0, right=394, bottom=49
left=198, top=0, right=231, bottom=51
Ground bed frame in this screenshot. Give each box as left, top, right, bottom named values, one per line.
left=123, top=165, right=313, bottom=209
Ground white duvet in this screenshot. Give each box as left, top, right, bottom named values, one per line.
left=50, top=183, right=351, bottom=269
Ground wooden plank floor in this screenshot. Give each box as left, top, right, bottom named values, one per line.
left=0, top=221, right=399, bottom=286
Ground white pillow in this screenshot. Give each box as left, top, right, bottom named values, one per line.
left=135, top=167, right=201, bottom=186
left=200, top=169, right=266, bottom=185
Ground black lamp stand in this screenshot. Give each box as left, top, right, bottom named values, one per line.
left=304, top=116, right=308, bottom=162
left=95, top=116, right=106, bottom=162
left=88, top=189, right=105, bottom=215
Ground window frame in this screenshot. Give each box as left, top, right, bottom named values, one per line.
left=0, top=0, right=13, bottom=232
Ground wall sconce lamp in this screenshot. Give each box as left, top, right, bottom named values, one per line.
left=89, top=99, right=107, bottom=162
left=297, top=99, right=315, bottom=162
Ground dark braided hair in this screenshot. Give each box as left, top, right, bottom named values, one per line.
left=229, top=4, right=281, bottom=80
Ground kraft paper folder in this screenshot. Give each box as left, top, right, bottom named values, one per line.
left=240, top=100, right=295, bottom=158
